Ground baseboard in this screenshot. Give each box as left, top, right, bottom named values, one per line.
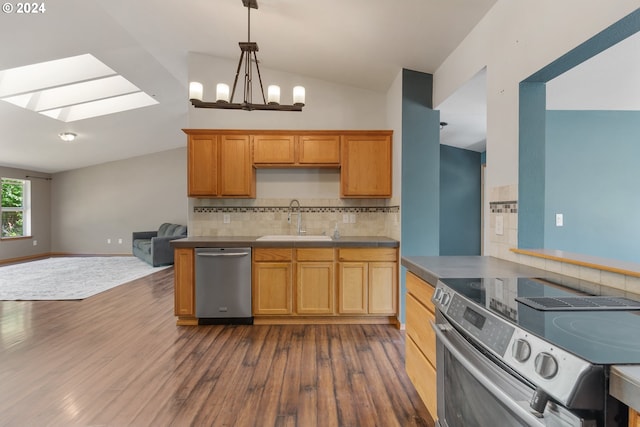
left=0, top=252, right=133, bottom=266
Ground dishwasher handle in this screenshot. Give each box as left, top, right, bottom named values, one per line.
left=196, top=252, right=250, bottom=257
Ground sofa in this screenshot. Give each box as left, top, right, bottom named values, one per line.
left=132, top=223, right=187, bottom=267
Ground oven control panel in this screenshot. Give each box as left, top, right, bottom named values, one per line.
left=433, top=280, right=603, bottom=408
left=440, top=293, right=515, bottom=356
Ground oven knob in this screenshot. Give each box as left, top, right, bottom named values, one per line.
left=433, top=287, right=443, bottom=303
left=441, top=292, right=451, bottom=306
left=511, top=339, right=531, bottom=362
left=534, top=352, right=558, bottom=379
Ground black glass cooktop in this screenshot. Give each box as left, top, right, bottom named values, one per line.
left=438, top=277, right=640, bottom=365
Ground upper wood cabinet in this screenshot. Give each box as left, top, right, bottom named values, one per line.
left=298, top=135, right=340, bottom=165
left=341, top=132, right=392, bottom=198
left=252, top=134, right=296, bottom=164
left=184, top=129, right=392, bottom=198
left=185, top=130, right=255, bottom=198
left=251, top=133, right=340, bottom=167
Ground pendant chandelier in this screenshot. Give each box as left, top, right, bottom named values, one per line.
left=188, top=0, right=305, bottom=112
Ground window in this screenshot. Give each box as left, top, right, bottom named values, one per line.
left=1, top=177, right=31, bottom=238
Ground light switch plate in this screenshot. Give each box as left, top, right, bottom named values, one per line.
left=556, top=213, right=563, bottom=227
left=223, top=214, right=231, bottom=224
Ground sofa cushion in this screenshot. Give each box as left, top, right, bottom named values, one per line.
left=133, top=239, right=152, bottom=254
left=157, top=223, right=187, bottom=237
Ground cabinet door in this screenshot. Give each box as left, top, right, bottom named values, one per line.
left=188, top=135, right=219, bottom=197
left=174, top=248, right=195, bottom=317
left=252, top=262, right=292, bottom=315
left=296, top=262, right=335, bottom=314
left=252, top=134, right=296, bottom=164
left=298, top=135, right=340, bottom=165
left=220, top=135, right=255, bottom=197
left=341, top=133, right=392, bottom=198
left=338, top=262, right=368, bottom=314
left=368, top=262, right=397, bottom=314
left=630, top=408, right=640, bottom=427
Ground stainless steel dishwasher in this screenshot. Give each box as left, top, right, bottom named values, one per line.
left=195, top=247, right=252, bottom=324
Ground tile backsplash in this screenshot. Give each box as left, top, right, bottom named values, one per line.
left=189, top=198, right=400, bottom=239
left=488, top=184, right=519, bottom=262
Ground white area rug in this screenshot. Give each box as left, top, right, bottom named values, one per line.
left=0, top=257, right=169, bottom=300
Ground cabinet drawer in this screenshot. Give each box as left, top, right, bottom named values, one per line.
left=338, top=248, right=397, bottom=262
left=296, top=248, right=335, bottom=261
left=406, top=336, right=437, bottom=418
left=406, top=293, right=436, bottom=365
left=253, top=248, right=293, bottom=262
left=406, top=271, right=435, bottom=313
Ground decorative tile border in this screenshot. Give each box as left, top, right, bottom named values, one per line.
left=194, top=206, right=400, bottom=214
left=489, top=201, right=518, bottom=213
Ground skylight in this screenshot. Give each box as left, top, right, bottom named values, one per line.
left=0, top=54, right=158, bottom=122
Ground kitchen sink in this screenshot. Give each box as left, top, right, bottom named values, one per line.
left=256, top=234, right=332, bottom=241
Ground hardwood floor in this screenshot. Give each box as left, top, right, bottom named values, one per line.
left=0, top=267, right=433, bottom=427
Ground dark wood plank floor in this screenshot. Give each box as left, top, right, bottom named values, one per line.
left=0, top=267, right=433, bottom=427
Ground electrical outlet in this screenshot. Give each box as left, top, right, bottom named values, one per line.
left=33, top=239, right=38, bottom=246
left=107, top=238, right=111, bottom=244
left=118, top=238, right=123, bottom=244
left=343, top=214, right=349, bottom=223
left=349, top=214, right=356, bottom=224
left=223, top=214, right=231, bottom=224
left=495, top=215, right=504, bottom=235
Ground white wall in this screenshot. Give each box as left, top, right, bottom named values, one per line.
left=188, top=52, right=387, bottom=131
left=50, top=148, right=187, bottom=254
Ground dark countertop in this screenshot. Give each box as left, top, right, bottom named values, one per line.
left=401, top=255, right=549, bottom=285
left=171, top=236, right=399, bottom=249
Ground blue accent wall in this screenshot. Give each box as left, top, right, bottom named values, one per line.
left=519, top=9, right=640, bottom=259
left=440, top=145, right=481, bottom=255
left=519, top=82, right=547, bottom=249
left=545, top=111, right=640, bottom=263
left=401, top=69, right=439, bottom=323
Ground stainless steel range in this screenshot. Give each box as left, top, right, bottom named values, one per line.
left=431, top=277, right=640, bottom=427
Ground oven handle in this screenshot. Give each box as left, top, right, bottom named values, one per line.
left=431, top=320, right=543, bottom=426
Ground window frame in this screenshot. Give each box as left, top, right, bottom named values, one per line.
left=1, top=177, right=31, bottom=239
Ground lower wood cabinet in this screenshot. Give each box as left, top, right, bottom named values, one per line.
left=174, top=248, right=197, bottom=325
left=252, top=248, right=293, bottom=315
left=631, top=408, right=640, bottom=427
left=252, top=246, right=398, bottom=324
left=174, top=246, right=398, bottom=325
left=405, top=271, right=437, bottom=419
left=337, top=248, right=397, bottom=315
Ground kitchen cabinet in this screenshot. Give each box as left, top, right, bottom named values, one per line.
left=252, top=248, right=293, bottom=315
left=174, top=248, right=197, bottom=325
left=185, top=130, right=255, bottom=198
left=405, top=271, right=437, bottom=418
left=185, top=129, right=392, bottom=197
left=295, top=248, right=335, bottom=314
left=337, top=248, right=397, bottom=315
left=251, top=133, right=340, bottom=167
left=631, top=408, right=640, bottom=427
left=252, top=134, right=296, bottom=164
left=298, top=135, right=340, bottom=165
left=340, top=132, right=392, bottom=198
left=251, top=246, right=397, bottom=323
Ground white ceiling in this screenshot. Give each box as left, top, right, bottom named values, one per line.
left=0, top=0, right=497, bottom=173
left=2, top=1, right=636, bottom=172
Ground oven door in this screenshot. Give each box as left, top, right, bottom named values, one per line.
left=432, top=311, right=594, bottom=427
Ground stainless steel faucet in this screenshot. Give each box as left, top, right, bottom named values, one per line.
left=288, top=199, right=303, bottom=235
